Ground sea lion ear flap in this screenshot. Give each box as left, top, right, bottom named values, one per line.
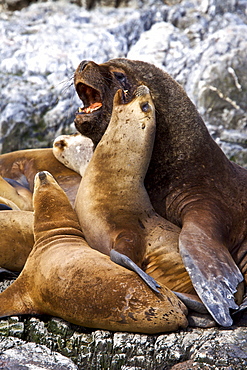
left=112, top=89, right=124, bottom=106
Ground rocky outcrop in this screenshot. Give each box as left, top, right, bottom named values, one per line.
left=0, top=312, right=247, bottom=369
left=1, top=0, right=247, bottom=166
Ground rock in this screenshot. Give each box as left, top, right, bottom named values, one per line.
left=0, top=1, right=165, bottom=153
left=1, top=0, right=247, bottom=164
left=128, top=1, right=247, bottom=167
left=0, top=336, right=78, bottom=369
left=0, top=312, right=247, bottom=369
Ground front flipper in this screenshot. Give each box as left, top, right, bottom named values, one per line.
left=110, top=249, right=161, bottom=294
left=179, top=220, right=243, bottom=327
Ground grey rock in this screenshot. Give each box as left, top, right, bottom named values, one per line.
left=0, top=313, right=247, bottom=369
left=0, top=336, right=78, bottom=369
left=0, top=1, right=165, bottom=153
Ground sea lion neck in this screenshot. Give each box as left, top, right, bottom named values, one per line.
left=33, top=172, right=83, bottom=243
left=103, top=60, right=227, bottom=208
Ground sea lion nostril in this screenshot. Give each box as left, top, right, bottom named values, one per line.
left=38, top=171, right=47, bottom=181
left=78, top=60, right=89, bottom=72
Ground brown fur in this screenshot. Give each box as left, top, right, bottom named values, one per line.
left=0, top=148, right=81, bottom=207
left=0, top=171, right=188, bottom=333
left=73, top=58, right=247, bottom=326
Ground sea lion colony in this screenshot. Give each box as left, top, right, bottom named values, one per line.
left=0, top=86, right=188, bottom=333
left=0, top=58, right=246, bottom=331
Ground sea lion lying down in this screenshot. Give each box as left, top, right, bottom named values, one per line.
left=0, top=170, right=188, bottom=334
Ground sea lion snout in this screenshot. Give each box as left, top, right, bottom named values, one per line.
left=34, top=171, right=55, bottom=190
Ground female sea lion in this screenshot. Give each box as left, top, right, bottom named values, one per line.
left=73, top=58, right=247, bottom=326
left=0, top=148, right=82, bottom=272
left=0, top=170, right=188, bottom=334
left=75, top=85, right=156, bottom=271
left=0, top=176, right=33, bottom=211
left=0, top=210, right=34, bottom=272
left=53, top=133, right=94, bottom=177
left=72, top=86, right=194, bottom=296
left=53, top=132, right=195, bottom=297
left=0, top=148, right=81, bottom=207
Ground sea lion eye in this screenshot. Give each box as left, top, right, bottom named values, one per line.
left=141, top=102, right=151, bottom=113
left=114, top=72, right=127, bottom=85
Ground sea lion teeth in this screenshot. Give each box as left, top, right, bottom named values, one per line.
left=78, top=102, right=102, bottom=114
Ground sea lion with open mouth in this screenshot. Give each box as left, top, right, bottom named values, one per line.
left=73, top=58, right=247, bottom=327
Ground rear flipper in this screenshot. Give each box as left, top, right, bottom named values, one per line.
left=173, top=291, right=208, bottom=314
left=179, top=218, right=243, bottom=327
left=110, top=249, right=161, bottom=294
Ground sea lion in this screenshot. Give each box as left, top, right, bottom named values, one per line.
left=54, top=133, right=195, bottom=297
left=0, top=148, right=82, bottom=207
left=73, top=58, right=247, bottom=326
left=0, top=176, right=33, bottom=211
left=53, top=133, right=94, bottom=177
left=71, top=85, right=194, bottom=296
left=0, top=210, right=34, bottom=272
left=0, top=170, right=188, bottom=333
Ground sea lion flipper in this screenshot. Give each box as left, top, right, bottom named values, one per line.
left=179, top=221, right=243, bottom=326
left=110, top=249, right=161, bottom=294
left=172, top=291, right=208, bottom=314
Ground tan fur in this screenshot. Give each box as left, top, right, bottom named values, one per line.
left=0, top=211, right=34, bottom=271
left=0, top=171, right=188, bottom=333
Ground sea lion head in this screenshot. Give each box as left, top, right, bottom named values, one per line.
left=74, top=58, right=209, bottom=217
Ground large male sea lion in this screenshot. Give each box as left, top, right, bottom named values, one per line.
left=73, top=58, right=247, bottom=326
left=0, top=170, right=188, bottom=333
